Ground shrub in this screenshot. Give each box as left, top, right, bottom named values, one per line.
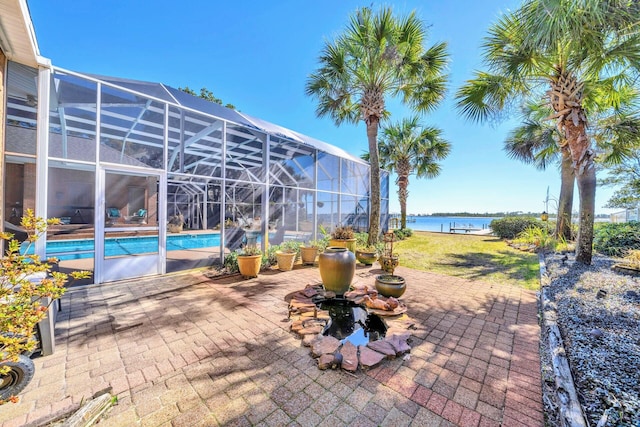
left=512, top=227, right=557, bottom=252
left=331, top=225, right=355, bottom=240
left=0, top=210, right=89, bottom=404
left=490, top=216, right=543, bottom=239
left=279, top=240, right=301, bottom=255
left=593, top=221, right=640, bottom=256
left=394, top=228, right=413, bottom=240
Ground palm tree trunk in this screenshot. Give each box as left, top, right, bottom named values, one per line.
left=367, top=120, right=381, bottom=246
left=397, top=174, right=408, bottom=229
left=564, top=119, right=595, bottom=265
left=556, top=145, right=574, bottom=240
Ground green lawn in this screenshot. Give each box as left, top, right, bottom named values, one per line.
left=394, top=231, right=540, bottom=290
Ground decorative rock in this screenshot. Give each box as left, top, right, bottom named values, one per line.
left=299, top=325, right=324, bottom=336
left=387, top=334, right=411, bottom=355
left=589, top=328, right=604, bottom=339
left=367, top=340, right=397, bottom=359
left=358, top=345, right=386, bottom=370
left=302, top=334, right=320, bottom=347
left=311, top=336, right=341, bottom=358
left=302, top=286, right=319, bottom=297
left=340, top=341, right=358, bottom=372
left=318, top=353, right=336, bottom=370
left=291, top=320, right=304, bottom=332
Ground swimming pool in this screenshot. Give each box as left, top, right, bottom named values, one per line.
left=23, top=233, right=222, bottom=261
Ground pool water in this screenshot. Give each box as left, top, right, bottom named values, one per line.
left=22, top=233, right=222, bottom=261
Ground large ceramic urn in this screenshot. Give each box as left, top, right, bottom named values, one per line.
left=318, top=246, right=356, bottom=296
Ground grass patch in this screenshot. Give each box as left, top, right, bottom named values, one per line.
left=395, top=231, right=540, bottom=290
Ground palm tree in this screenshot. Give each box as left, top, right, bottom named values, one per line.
left=456, top=1, right=640, bottom=264
left=504, top=103, right=575, bottom=240
left=306, top=7, right=449, bottom=246
left=363, top=116, right=451, bottom=229
left=506, top=99, right=640, bottom=241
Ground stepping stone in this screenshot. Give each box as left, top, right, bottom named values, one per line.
left=340, top=341, right=358, bottom=372
left=358, top=345, right=385, bottom=370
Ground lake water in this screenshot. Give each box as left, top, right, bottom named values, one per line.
left=397, top=216, right=497, bottom=233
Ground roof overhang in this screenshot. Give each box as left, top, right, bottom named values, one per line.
left=0, top=0, right=49, bottom=67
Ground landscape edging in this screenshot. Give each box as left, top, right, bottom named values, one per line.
left=538, top=252, right=588, bottom=427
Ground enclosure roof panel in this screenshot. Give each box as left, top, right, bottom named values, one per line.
left=69, top=70, right=367, bottom=165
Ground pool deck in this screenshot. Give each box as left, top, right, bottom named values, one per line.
left=0, top=263, right=543, bottom=427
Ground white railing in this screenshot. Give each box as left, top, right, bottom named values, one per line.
left=610, top=207, right=640, bottom=223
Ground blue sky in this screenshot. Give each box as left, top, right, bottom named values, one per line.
left=28, top=0, right=617, bottom=215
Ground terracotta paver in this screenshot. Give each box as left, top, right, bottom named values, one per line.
left=0, top=264, right=544, bottom=426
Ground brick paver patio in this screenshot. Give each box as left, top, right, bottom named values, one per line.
left=0, top=264, right=543, bottom=427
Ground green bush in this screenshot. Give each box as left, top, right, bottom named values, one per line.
left=393, top=228, right=413, bottom=240
left=490, top=217, right=543, bottom=239
left=593, top=221, right=640, bottom=256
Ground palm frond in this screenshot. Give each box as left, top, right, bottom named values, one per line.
left=455, top=72, right=517, bottom=122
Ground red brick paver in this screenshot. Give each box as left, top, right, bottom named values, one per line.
left=0, top=264, right=544, bottom=426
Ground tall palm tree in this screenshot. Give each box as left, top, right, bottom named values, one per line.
left=506, top=99, right=640, bottom=241
left=363, top=117, right=451, bottom=229
left=456, top=0, right=640, bottom=264
left=306, top=7, right=449, bottom=246
left=504, top=103, right=575, bottom=240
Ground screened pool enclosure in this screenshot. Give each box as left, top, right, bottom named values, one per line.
left=3, top=62, right=389, bottom=284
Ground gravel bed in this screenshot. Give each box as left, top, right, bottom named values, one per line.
left=542, top=253, right=640, bottom=426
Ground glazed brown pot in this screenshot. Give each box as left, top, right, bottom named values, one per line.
left=355, top=249, right=377, bottom=265
left=318, top=246, right=355, bottom=296
left=375, top=274, right=406, bottom=298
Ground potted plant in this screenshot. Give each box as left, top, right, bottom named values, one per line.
left=375, top=232, right=406, bottom=298
left=236, top=244, right=263, bottom=278
left=329, top=225, right=356, bottom=253
left=275, top=240, right=300, bottom=271
left=355, top=245, right=379, bottom=266
left=167, top=213, right=184, bottom=233
left=300, top=238, right=327, bottom=265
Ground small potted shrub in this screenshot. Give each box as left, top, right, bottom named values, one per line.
left=275, top=240, right=300, bottom=271
left=300, top=238, right=327, bottom=265
left=236, top=244, right=263, bottom=278
left=329, top=225, right=356, bottom=253
left=167, top=213, right=184, bottom=233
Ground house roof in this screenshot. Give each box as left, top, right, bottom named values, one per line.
left=0, top=0, right=45, bottom=67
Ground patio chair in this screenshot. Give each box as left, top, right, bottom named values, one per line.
left=106, top=207, right=121, bottom=225
left=130, top=209, right=147, bottom=224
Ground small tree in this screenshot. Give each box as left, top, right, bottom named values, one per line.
left=0, top=209, right=89, bottom=404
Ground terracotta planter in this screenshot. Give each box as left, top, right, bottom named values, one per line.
left=355, top=250, right=377, bottom=265
left=329, top=238, right=357, bottom=253
left=318, top=246, right=355, bottom=296
left=237, top=254, right=261, bottom=278
left=379, top=255, right=399, bottom=273
left=167, top=223, right=183, bottom=233
left=375, top=274, right=406, bottom=298
left=300, top=246, right=319, bottom=265
left=276, top=251, right=297, bottom=271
